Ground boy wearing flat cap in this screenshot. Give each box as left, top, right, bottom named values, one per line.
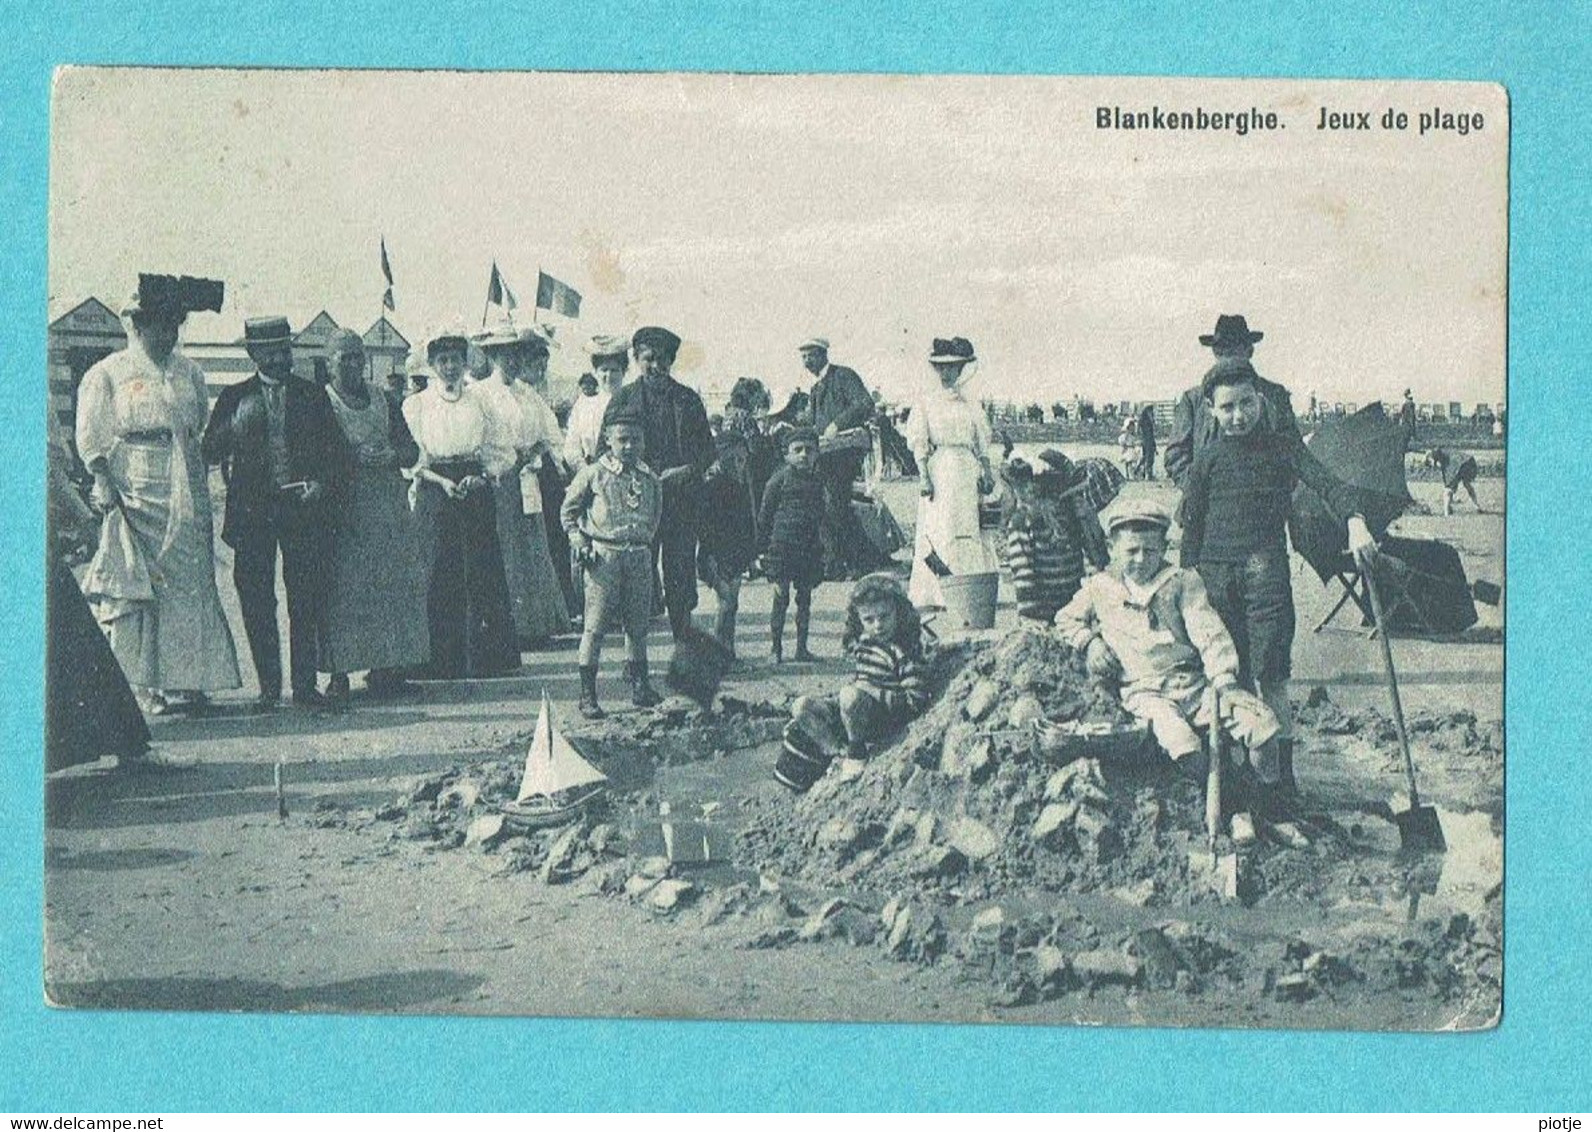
left=600, top=326, right=715, bottom=640
left=1054, top=498, right=1279, bottom=775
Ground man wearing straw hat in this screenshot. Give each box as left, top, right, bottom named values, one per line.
left=203, top=316, right=348, bottom=709
left=799, top=336, right=885, bottom=580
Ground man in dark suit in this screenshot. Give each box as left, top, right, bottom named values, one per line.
left=203, top=316, right=348, bottom=708
left=1163, top=314, right=1302, bottom=487
left=601, top=326, right=715, bottom=643
left=799, top=337, right=884, bottom=579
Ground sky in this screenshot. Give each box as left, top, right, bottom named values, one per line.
left=49, top=70, right=1508, bottom=409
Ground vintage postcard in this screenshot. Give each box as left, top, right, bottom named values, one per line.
left=44, top=70, right=1505, bottom=1030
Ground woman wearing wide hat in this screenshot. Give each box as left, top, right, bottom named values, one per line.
left=471, top=320, right=572, bottom=648
left=903, top=337, right=1000, bottom=609
left=76, top=280, right=241, bottom=714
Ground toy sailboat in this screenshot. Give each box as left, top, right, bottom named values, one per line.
left=498, top=692, right=608, bottom=829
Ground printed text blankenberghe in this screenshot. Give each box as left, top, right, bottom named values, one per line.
left=1097, top=105, right=1282, bottom=135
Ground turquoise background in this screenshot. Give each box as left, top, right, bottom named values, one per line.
left=3, top=0, right=1587, bottom=1112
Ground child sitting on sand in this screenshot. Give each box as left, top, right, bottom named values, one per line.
left=1053, top=497, right=1278, bottom=775
left=775, top=575, right=931, bottom=792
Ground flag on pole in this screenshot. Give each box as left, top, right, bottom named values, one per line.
left=535, top=270, right=581, bottom=318
left=487, top=262, right=518, bottom=310
left=380, top=238, right=396, bottom=311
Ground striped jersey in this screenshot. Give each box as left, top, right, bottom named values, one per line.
left=850, top=640, right=929, bottom=717
left=1005, top=502, right=1088, bottom=623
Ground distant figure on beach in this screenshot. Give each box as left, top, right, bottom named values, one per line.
left=1426, top=447, right=1483, bottom=516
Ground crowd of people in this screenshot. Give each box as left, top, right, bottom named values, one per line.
left=50, top=276, right=942, bottom=761
left=52, top=283, right=1471, bottom=829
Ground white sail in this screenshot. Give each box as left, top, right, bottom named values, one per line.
left=516, top=693, right=608, bottom=804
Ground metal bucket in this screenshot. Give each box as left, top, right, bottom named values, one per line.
left=939, top=571, right=999, bottom=631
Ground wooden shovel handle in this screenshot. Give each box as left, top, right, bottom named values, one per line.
left=1359, top=548, right=1423, bottom=809
left=1206, top=686, right=1224, bottom=847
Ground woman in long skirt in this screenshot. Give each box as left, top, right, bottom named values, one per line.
left=402, top=326, right=519, bottom=679
left=318, top=330, right=432, bottom=699
left=75, top=287, right=241, bottom=713
left=471, top=325, right=572, bottom=647
left=47, top=454, right=149, bottom=769
left=904, top=337, right=1000, bottom=610
left=518, top=335, right=579, bottom=620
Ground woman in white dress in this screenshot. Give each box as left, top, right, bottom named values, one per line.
left=904, top=336, right=999, bottom=610
left=563, top=335, right=629, bottom=467
left=402, top=325, right=519, bottom=678
left=75, top=287, right=241, bottom=713
left=472, top=324, right=572, bottom=647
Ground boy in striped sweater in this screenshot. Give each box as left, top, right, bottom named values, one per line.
left=1003, top=454, right=1109, bottom=624
left=777, top=575, right=930, bottom=791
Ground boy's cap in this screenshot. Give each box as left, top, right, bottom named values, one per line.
left=783, top=425, right=819, bottom=450
left=1103, top=496, right=1172, bottom=534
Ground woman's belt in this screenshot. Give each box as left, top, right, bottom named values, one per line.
left=590, top=534, right=652, bottom=551
left=120, top=428, right=173, bottom=444
left=430, top=458, right=485, bottom=477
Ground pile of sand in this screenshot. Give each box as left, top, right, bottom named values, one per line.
left=738, top=628, right=1224, bottom=906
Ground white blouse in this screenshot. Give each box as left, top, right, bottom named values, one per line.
left=75, top=345, right=209, bottom=466
left=563, top=391, right=611, bottom=465
left=463, top=372, right=528, bottom=477
left=402, top=383, right=496, bottom=468
left=511, top=381, right=564, bottom=457
left=903, top=383, right=992, bottom=463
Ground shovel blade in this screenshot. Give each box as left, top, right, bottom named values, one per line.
left=1188, top=848, right=1248, bottom=903
left=1394, top=804, right=1446, bottom=853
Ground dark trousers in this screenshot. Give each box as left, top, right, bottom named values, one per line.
left=654, top=494, right=700, bottom=638
left=1197, top=551, right=1296, bottom=688
left=817, top=451, right=876, bottom=577
left=232, top=501, right=331, bottom=699
left=1141, top=443, right=1156, bottom=480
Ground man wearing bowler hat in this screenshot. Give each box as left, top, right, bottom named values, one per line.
left=799, top=336, right=885, bottom=579
left=203, top=316, right=348, bottom=708
left=1164, top=314, right=1303, bottom=487
left=601, top=325, right=715, bottom=642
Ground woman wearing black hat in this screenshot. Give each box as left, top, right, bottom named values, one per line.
left=76, top=284, right=241, bottom=714
left=401, top=323, right=519, bottom=679
left=904, top=337, right=1000, bottom=609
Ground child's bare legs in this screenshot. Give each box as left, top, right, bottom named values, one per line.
left=620, top=548, right=659, bottom=707
left=770, top=580, right=790, bottom=662
left=577, top=572, right=612, bottom=718
left=713, top=575, right=740, bottom=657
left=793, top=581, right=816, bottom=661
